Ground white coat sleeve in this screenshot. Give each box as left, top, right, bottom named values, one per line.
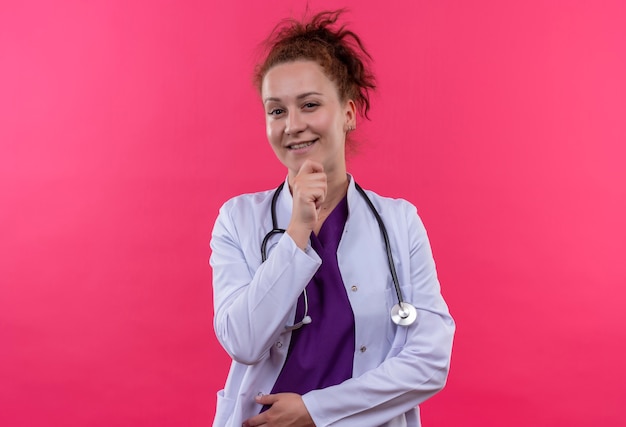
left=210, top=201, right=322, bottom=365
left=301, top=203, right=455, bottom=426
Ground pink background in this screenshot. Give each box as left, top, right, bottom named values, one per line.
left=1, top=0, right=625, bottom=426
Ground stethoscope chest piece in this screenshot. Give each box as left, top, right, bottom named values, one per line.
left=391, top=302, right=418, bottom=326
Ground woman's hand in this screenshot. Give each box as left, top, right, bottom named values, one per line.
left=242, top=393, right=315, bottom=427
left=286, top=160, right=327, bottom=250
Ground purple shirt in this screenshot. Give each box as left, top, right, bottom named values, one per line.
left=268, top=195, right=355, bottom=398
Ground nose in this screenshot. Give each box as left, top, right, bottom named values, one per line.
left=284, top=110, right=305, bottom=135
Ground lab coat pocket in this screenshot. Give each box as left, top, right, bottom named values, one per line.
left=213, top=389, right=235, bottom=426
left=385, top=285, right=409, bottom=350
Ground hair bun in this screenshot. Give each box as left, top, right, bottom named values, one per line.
left=254, top=9, right=376, bottom=119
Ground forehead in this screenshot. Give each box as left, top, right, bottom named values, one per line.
left=261, top=60, right=338, bottom=101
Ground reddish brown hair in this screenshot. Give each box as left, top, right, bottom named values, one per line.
left=254, top=9, right=376, bottom=119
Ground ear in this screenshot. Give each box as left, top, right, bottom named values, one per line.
left=343, top=99, right=357, bottom=132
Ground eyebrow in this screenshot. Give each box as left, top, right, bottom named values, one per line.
left=263, top=92, right=323, bottom=104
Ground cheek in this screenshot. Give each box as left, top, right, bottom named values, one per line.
left=317, top=111, right=343, bottom=133
left=266, top=120, right=280, bottom=145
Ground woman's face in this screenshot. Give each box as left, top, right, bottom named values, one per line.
left=261, top=60, right=356, bottom=179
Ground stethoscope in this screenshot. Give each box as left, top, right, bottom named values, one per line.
left=261, top=181, right=418, bottom=331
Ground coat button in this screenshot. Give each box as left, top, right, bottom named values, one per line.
left=276, top=341, right=283, bottom=348
left=351, top=285, right=358, bottom=292
left=360, top=345, right=367, bottom=353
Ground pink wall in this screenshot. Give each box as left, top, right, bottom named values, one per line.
left=1, top=1, right=625, bottom=426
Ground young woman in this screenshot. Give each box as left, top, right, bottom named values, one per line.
left=210, top=10, right=455, bottom=426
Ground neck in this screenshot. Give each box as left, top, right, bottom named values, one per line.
left=320, top=172, right=349, bottom=211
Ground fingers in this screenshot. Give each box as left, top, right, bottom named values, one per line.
left=298, top=159, right=324, bottom=175
left=255, top=394, right=279, bottom=405
left=241, top=395, right=274, bottom=427
left=242, top=393, right=314, bottom=427
left=293, top=160, right=326, bottom=201
left=292, top=160, right=327, bottom=208
left=242, top=407, right=267, bottom=427
left=287, top=160, right=328, bottom=249
left=242, top=417, right=261, bottom=427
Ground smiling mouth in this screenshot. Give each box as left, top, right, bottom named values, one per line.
left=288, top=139, right=318, bottom=150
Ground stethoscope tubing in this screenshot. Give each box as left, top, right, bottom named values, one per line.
left=260, top=181, right=416, bottom=327
left=261, top=182, right=286, bottom=263
left=354, top=183, right=405, bottom=307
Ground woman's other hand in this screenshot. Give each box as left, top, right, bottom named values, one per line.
left=242, top=393, right=315, bottom=427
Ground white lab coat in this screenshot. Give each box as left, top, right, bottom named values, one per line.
left=210, top=176, right=455, bottom=427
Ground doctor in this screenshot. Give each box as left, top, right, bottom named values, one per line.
left=210, top=10, right=455, bottom=427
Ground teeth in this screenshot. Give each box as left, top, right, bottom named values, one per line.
left=290, top=140, right=315, bottom=150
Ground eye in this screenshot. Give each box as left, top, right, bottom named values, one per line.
left=268, top=108, right=284, bottom=116
left=302, top=102, right=319, bottom=110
